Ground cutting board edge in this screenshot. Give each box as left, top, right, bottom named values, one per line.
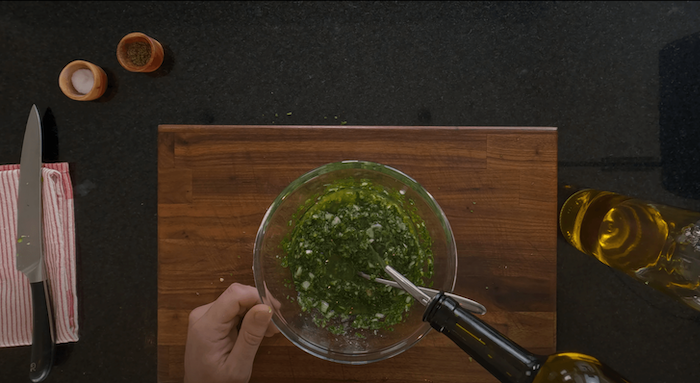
left=158, top=124, right=558, bottom=133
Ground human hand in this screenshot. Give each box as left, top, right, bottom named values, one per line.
left=184, top=283, right=279, bottom=383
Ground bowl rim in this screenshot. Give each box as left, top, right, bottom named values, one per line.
left=253, top=160, right=458, bottom=364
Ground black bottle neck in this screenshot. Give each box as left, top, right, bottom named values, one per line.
left=423, top=293, right=542, bottom=383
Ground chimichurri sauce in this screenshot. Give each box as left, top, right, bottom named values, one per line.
left=281, top=178, right=434, bottom=335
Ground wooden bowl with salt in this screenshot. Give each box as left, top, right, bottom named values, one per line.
left=58, top=60, right=108, bottom=101
left=117, top=32, right=164, bottom=73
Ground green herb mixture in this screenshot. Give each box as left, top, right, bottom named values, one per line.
left=280, top=178, right=434, bottom=335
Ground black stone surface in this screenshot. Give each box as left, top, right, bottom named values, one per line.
left=1, top=2, right=700, bottom=382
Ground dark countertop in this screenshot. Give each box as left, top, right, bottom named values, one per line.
left=1, top=2, right=700, bottom=382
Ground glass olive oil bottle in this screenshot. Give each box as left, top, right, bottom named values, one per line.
left=559, top=188, right=700, bottom=311
left=424, top=293, right=631, bottom=383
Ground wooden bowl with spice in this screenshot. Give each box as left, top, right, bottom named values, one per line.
left=58, top=60, right=108, bottom=101
left=116, top=32, right=164, bottom=72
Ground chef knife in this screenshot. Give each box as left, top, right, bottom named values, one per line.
left=16, top=104, right=55, bottom=382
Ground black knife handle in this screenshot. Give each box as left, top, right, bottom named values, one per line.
left=29, top=281, right=55, bottom=382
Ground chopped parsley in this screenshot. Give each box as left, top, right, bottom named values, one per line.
left=280, top=177, right=434, bottom=335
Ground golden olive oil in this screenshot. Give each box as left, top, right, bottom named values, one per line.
left=560, top=189, right=700, bottom=310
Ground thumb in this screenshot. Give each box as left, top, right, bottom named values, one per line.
left=228, top=304, right=272, bottom=371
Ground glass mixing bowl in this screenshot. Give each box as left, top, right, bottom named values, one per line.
left=253, top=160, right=457, bottom=364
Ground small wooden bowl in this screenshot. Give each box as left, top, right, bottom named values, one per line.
left=116, top=32, right=164, bottom=72
left=58, top=60, right=108, bottom=101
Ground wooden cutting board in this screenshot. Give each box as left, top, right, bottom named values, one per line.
left=157, top=125, right=558, bottom=383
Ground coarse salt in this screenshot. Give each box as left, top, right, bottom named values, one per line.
left=71, top=69, right=94, bottom=94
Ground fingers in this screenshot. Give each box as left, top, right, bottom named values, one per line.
left=265, top=323, right=280, bottom=337
left=187, top=302, right=213, bottom=328
left=201, top=283, right=261, bottom=335
left=188, top=283, right=279, bottom=340
left=264, top=295, right=282, bottom=336
left=267, top=294, right=282, bottom=311
left=228, top=304, right=273, bottom=374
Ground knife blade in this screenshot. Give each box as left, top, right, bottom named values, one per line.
left=16, top=104, right=55, bottom=382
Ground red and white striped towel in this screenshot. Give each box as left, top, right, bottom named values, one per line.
left=0, top=162, right=78, bottom=347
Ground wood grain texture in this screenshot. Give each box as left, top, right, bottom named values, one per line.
left=157, top=125, right=558, bottom=383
